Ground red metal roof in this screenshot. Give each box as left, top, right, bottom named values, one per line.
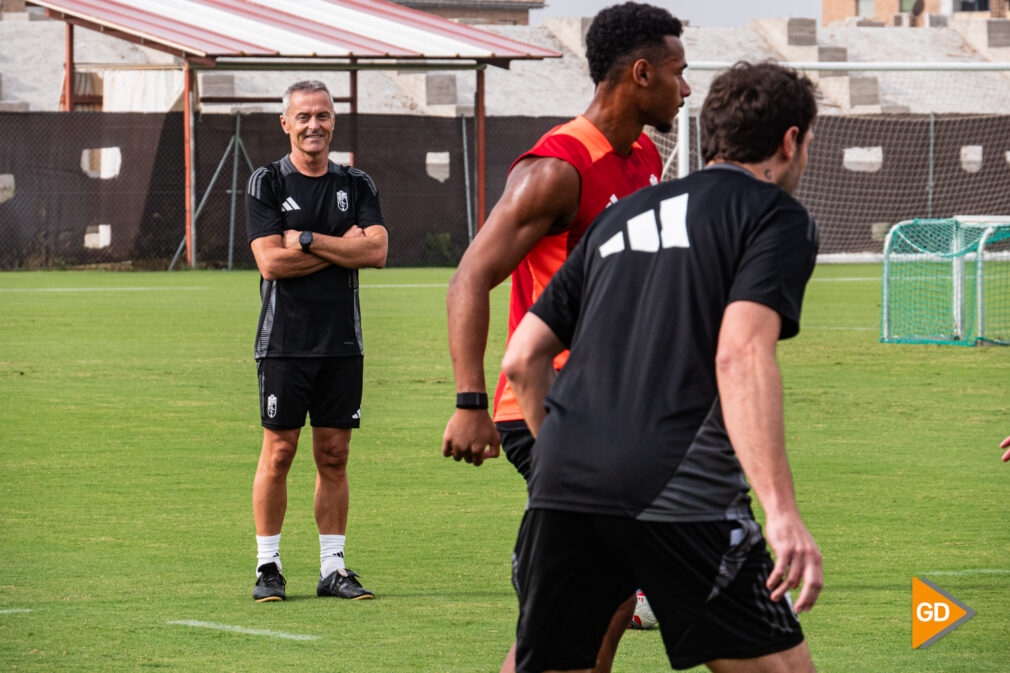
left=29, top=0, right=560, bottom=61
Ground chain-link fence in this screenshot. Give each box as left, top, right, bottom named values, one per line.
left=0, top=111, right=565, bottom=269
left=650, top=112, right=1010, bottom=256
left=649, top=63, right=1010, bottom=257
left=4, top=107, right=1009, bottom=268
left=0, top=111, right=185, bottom=269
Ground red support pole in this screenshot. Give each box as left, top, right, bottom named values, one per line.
left=63, top=23, right=74, bottom=111
left=476, top=67, right=486, bottom=230
left=183, top=60, right=195, bottom=267
left=349, top=63, right=358, bottom=167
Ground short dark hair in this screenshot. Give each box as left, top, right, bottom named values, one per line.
left=585, top=2, right=683, bottom=86
left=700, top=62, right=817, bottom=164
left=282, top=80, right=332, bottom=116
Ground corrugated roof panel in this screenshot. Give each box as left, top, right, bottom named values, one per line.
left=261, top=0, right=491, bottom=57
left=128, top=0, right=347, bottom=56
left=307, top=0, right=558, bottom=56
left=32, top=0, right=277, bottom=55
left=29, top=0, right=560, bottom=60
left=206, top=0, right=421, bottom=56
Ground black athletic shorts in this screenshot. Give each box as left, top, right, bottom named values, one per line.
left=513, top=509, right=805, bottom=672
left=257, top=357, right=363, bottom=430
left=496, top=420, right=534, bottom=481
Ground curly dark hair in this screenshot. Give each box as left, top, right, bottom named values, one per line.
left=585, top=2, right=683, bottom=86
left=700, top=62, right=818, bottom=164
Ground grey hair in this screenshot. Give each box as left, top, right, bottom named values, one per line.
left=282, top=80, right=333, bottom=117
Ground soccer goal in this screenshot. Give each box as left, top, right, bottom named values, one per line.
left=881, top=216, right=1010, bottom=345
left=649, top=61, right=1010, bottom=261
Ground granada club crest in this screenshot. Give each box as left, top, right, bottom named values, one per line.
left=267, top=394, right=278, bottom=418
left=336, top=190, right=349, bottom=212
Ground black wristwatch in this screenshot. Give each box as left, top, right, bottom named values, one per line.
left=299, top=230, right=313, bottom=253
left=456, top=392, right=489, bottom=410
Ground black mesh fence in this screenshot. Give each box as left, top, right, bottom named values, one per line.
left=3, top=110, right=1008, bottom=268
left=0, top=112, right=185, bottom=269
left=651, top=113, right=1010, bottom=255
left=0, top=111, right=564, bottom=270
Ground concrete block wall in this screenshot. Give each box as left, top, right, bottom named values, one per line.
left=788, top=17, right=818, bottom=45
left=950, top=14, right=1010, bottom=59
left=823, top=0, right=943, bottom=26
left=749, top=18, right=819, bottom=60
left=200, top=73, right=235, bottom=98
left=425, top=73, right=457, bottom=106
left=0, top=61, right=30, bottom=109
left=988, top=17, right=1010, bottom=46
left=752, top=16, right=888, bottom=112
left=542, top=17, right=591, bottom=58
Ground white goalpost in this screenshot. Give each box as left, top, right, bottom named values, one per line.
left=648, top=61, right=1010, bottom=263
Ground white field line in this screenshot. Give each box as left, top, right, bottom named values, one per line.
left=923, top=569, right=1010, bottom=576
left=362, top=279, right=880, bottom=288
left=361, top=283, right=448, bottom=288
left=0, top=287, right=208, bottom=293
left=802, top=326, right=877, bottom=331
left=809, top=277, right=877, bottom=282
left=361, top=282, right=514, bottom=288
left=0, top=279, right=867, bottom=292
left=0, top=608, right=32, bottom=614
left=166, top=620, right=320, bottom=641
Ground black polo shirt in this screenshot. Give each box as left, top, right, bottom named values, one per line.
left=246, top=156, right=384, bottom=359
left=527, top=164, right=818, bottom=521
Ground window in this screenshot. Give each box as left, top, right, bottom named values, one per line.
left=857, top=0, right=875, bottom=18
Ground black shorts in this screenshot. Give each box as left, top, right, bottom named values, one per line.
left=496, top=420, right=534, bottom=481
left=257, top=357, right=363, bottom=430
left=513, top=509, right=805, bottom=672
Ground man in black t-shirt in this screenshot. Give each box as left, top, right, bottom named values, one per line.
left=245, top=80, right=387, bottom=602
left=502, top=63, right=822, bottom=672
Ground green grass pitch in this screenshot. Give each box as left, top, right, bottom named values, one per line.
left=1, top=265, right=1007, bottom=672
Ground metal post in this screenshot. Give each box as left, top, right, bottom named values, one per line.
left=476, top=66, right=486, bottom=230
left=228, top=113, right=242, bottom=270
left=63, top=24, right=74, bottom=111
left=695, top=113, right=703, bottom=171
left=461, top=115, right=474, bottom=243
left=881, top=224, right=896, bottom=341
left=183, top=60, right=196, bottom=267
left=952, top=221, right=965, bottom=341
left=976, top=226, right=995, bottom=343
left=171, top=117, right=255, bottom=271
left=677, top=107, right=690, bottom=178
left=349, top=62, right=358, bottom=167
left=927, top=112, right=935, bottom=219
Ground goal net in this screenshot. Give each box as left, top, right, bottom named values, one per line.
left=881, top=217, right=1010, bottom=346
left=649, top=63, right=1010, bottom=259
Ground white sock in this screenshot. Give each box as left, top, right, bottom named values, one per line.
left=256, top=534, right=282, bottom=574
left=320, top=534, right=346, bottom=577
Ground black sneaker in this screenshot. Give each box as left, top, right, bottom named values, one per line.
left=317, top=568, right=374, bottom=600
left=253, top=563, right=286, bottom=602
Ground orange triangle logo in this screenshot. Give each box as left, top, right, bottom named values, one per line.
left=912, top=577, right=976, bottom=648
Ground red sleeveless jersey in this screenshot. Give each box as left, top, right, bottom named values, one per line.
left=493, top=115, right=662, bottom=422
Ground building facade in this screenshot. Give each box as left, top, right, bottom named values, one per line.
left=389, top=0, right=545, bottom=25
left=822, top=0, right=1005, bottom=26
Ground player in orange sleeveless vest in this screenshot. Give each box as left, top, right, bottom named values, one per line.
left=442, top=4, right=691, bottom=672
